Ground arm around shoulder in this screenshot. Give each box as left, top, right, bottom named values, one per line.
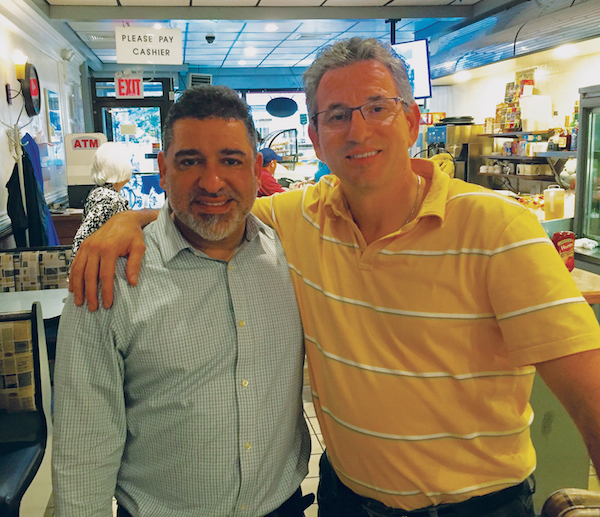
left=69, top=209, right=158, bottom=311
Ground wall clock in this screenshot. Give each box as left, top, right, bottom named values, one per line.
left=20, top=63, right=41, bottom=117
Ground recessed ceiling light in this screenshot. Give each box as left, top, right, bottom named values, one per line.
left=553, top=44, right=578, bottom=59
left=265, top=23, right=278, bottom=32
left=153, top=23, right=162, bottom=30
left=238, top=60, right=247, bottom=65
left=244, top=47, right=257, bottom=57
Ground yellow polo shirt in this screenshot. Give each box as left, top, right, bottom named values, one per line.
left=252, top=159, right=600, bottom=510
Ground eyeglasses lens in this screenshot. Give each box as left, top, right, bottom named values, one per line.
left=318, top=98, right=399, bottom=132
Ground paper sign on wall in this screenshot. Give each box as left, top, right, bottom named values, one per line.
left=116, top=27, right=182, bottom=65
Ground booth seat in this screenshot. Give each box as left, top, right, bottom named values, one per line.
left=0, top=302, right=52, bottom=517
left=0, top=246, right=71, bottom=293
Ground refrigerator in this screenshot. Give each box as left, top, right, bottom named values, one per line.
left=574, top=84, right=600, bottom=240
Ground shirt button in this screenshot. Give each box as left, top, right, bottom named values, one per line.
left=228, top=264, right=233, bottom=271
left=242, top=379, right=248, bottom=387
left=240, top=504, right=247, bottom=510
left=239, top=320, right=245, bottom=327
left=245, top=442, right=251, bottom=450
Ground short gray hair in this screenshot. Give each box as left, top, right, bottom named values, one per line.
left=90, top=142, right=133, bottom=186
left=303, top=37, right=415, bottom=130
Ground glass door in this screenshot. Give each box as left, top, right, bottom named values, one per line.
left=101, top=106, right=161, bottom=174
left=91, top=78, right=172, bottom=209
left=580, top=107, right=600, bottom=239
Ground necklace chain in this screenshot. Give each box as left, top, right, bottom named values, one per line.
left=403, top=175, right=421, bottom=226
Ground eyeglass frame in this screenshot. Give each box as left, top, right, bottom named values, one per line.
left=310, top=97, right=406, bottom=131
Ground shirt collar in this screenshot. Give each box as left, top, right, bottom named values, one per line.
left=321, top=158, right=449, bottom=225
left=150, top=200, right=275, bottom=264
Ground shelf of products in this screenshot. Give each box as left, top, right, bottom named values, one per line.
left=480, top=132, right=576, bottom=188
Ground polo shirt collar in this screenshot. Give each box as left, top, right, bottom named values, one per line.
left=321, top=158, right=450, bottom=225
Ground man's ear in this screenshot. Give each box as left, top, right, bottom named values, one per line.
left=158, top=151, right=167, bottom=190
left=254, top=152, right=263, bottom=190
left=406, top=103, right=421, bottom=146
left=308, top=125, right=323, bottom=161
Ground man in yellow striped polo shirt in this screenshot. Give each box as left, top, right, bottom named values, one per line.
left=70, top=38, right=600, bottom=517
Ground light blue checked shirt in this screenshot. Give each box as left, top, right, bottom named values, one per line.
left=53, top=202, right=310, bottom=517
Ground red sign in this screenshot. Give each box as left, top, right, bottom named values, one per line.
left=71, top=138, right=101, bottom=150
left=116, top=77, right=143, bottom=99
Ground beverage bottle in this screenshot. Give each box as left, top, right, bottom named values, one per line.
left=570, top=101, right=579, bottom=151
left=558, top=116, right=571, bottom=150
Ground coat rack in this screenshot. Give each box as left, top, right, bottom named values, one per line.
left=6, top=123, right=29, bottom=246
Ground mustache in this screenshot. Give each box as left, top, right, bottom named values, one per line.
left=189, top=188, right=237, bottom=201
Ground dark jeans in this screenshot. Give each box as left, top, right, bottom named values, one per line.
left=317, top=452, right=535, bottom=517
left=117, top=487, right=314, bottom=517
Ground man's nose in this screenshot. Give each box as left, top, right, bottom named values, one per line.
left=346, top=108, right=370, bottom=141
left=198, top=166, right=227, bottom=193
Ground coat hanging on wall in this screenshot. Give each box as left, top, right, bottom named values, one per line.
left=21, top=134, right=60, bottom=246
left=6, top=150, right=49, bottom=247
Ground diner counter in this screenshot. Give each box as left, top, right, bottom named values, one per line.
left=0, top=288, right=68, bottom=319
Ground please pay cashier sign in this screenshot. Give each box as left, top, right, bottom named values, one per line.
left=116, top=27, right=183, bottom=65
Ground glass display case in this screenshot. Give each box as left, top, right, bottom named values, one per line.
left=574, top=85, right=600, bottom=240
left=262, top=129, right=298, bottom=171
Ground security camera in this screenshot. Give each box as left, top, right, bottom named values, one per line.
left=206, top=34, right=215, bottom=44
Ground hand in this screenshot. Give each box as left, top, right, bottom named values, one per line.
left=69, top=209, right=157, bottom=311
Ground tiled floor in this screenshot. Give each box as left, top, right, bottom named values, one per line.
left=22, top=401, right=323, bottom=517
left=302, top=400, right=324, bottom=517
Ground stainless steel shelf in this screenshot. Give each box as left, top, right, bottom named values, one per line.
left=478, top=172, right=556, bottom=181
left=481, top=155, right=547, bottom=163
left=536, top=151, right=577, bottom=158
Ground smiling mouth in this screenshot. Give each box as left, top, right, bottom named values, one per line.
left=348, top=150, right=379, bottom=160
left=198, top=199, right=229, bottom=206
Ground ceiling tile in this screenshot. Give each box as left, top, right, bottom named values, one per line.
left=387, top=0, right=450, bottom=4
left=258, top=0, right=323, bottom=6
left=323, top=0, right=389, bottom=5
left=47, top=0, right=116, bottom=4
left=191, top=0, right=257, bottom=5
left=121, top=0, right=188, bottom=4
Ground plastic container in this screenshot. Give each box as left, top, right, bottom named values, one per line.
left=544, top=185, right=565, bottom=220
left=552, top=231, right=576, bottom=271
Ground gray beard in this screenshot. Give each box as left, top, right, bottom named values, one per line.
left=173, top=206, right=250, bottom=242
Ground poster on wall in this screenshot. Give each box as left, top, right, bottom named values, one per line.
left=40, top=88, right=67, bottom=193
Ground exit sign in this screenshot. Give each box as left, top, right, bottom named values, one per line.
left=116, top=76, right=143, bottom=99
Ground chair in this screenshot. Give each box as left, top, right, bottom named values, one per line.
left=0, top=302, right=52, bottom=517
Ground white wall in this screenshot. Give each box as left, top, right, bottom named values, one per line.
left=430, top=37, right=600, bottom=125
left=0, top=0, right=84, bottom=233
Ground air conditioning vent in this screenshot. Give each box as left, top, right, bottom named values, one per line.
left=187, top=73, right=212, bottom=89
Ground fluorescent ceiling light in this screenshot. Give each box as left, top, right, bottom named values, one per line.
left=454, top=71, right=471, bottom=83
left=553, top=44, right=578, bottom=59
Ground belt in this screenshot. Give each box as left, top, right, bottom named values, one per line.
left=361, top=477, right=535, bottom=517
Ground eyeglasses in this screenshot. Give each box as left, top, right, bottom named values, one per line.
left=312, top=97, right=404, bottom=132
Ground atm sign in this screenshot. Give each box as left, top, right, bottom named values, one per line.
left=116, top=77, right=143, bottom=99
left=72, top=138, right=101, bottom=150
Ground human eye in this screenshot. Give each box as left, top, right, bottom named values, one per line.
left=179, top=158, right=199, bottom=167
left=223, top=157, right=243, bottom=166
left=366, top=100, right=391, bottom=114
left=324, top=108, right=350, bottom=125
